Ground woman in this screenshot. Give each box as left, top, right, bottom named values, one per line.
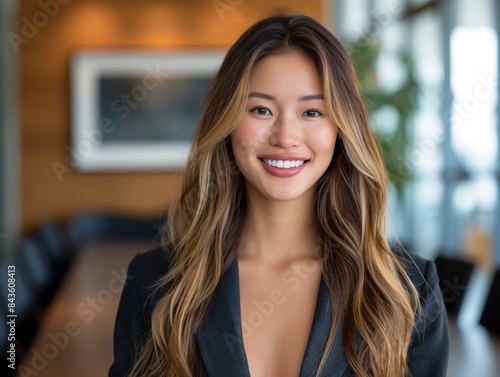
left=109, top=14, right=449, bottom=377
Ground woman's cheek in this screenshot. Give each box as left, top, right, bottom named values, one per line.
left=233, top=118, right=268, bottom=157
left=307, top=124, right=337, bottom=155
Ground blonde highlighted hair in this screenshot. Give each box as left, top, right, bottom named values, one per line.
left=129, top=14, right=420, bottom=377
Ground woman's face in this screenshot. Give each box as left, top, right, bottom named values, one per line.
left=231, top=50, right=338, bottom=203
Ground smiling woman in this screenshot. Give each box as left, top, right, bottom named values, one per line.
left=109, top=14, right=449, bottom=377
left=232, top=51, right=337, bottom=202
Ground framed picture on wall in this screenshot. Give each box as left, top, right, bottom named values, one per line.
left=70, top=50, right=225, bottom=171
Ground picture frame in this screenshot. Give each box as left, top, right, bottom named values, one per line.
left=70, top=50, right=226, bottom=171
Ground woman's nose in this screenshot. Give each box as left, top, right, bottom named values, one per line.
left=269, top=116, right=301, bottom=149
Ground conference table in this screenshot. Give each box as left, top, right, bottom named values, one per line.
left=14, top=241, right=149, bottom=377
left=14, top=241, right=500, bottom=377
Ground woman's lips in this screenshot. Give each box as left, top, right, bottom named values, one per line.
left=259, top=158, right=308, bottom=177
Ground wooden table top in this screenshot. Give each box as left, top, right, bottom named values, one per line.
left=15, top=241, right=154, bottom=377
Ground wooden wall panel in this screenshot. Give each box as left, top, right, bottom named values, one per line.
left=18, top=0, right=324, bottom=232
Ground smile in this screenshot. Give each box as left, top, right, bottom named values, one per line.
left=262, top=159, right=305, bottom=169
left=259, top=158, right=308, bottom=178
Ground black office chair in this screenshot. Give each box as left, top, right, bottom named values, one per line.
left=36, top=221, right=75, bottom=287
left=479, top=269, right=500, bottom=336
left=16, top=236, right=56, bottom=310
left=67, top=211, right=164, bottom=246
left=434, top=254, right=475, bottom=316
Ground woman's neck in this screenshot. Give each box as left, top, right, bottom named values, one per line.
left=238, top=190, right=320, bottom=265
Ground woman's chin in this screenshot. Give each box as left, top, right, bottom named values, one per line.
left=260, top=187, right=311, bottom=203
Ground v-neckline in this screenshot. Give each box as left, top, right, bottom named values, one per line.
left=195, top=255, right=350, bottom=377
left=235, top=253, right=326, bottom=376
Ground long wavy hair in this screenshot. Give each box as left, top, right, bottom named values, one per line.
left=129, top=14, right=420, bottom=377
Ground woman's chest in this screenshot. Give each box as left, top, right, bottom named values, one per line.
left=238, top=258, right=323, bottom=377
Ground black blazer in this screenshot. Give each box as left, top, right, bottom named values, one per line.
left=109, top=246, right=449, bottom=377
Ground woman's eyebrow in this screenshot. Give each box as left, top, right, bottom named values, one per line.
left=248, top=92, right=275, bottom=101
left=248, top=92, right=324, bottom=101
left=299, top=94, right=324, bottom=101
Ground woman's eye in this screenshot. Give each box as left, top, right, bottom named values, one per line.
left=303, top=109, right=323, bottom=117
left=250, top=107, right=272, bottom=116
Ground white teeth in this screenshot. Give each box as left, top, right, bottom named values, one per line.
left=262, top=159, right=305, bottom=169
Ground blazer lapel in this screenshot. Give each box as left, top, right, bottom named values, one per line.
left=196, top=256, right=350, bottom=377
left=299, top=278, right=350, bottom=377
left=196, top=256, right=251, bottom=377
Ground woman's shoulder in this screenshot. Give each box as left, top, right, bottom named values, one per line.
left=129, top=244, right=174, bottom=281
left=120, top=244, right=175, bottom=314
left=391, top=245, right=438, bottom=290
left=391, top=246, right=445, bottom=323
left=109, top=244, right=176, bottom=376
left=391, top=250, right=449, bottom=376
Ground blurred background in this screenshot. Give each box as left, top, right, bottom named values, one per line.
left=1, top=0, right=499, bottom=376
